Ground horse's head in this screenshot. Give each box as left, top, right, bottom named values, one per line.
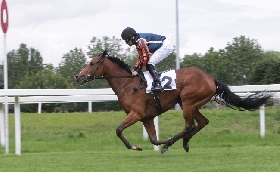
left=75, top=50, right=108, bottom=85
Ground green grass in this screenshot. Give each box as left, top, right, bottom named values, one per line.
left=1, top=109, right=280, bottom=172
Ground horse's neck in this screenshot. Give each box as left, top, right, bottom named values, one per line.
left=104, top=65, right=131, bottom=94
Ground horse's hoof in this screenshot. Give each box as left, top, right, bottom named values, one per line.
left=131, top=144, right=143, bottom=151
left=161, top=147, right=168, bottom=154
left=183, top=144, right=189, bottom=152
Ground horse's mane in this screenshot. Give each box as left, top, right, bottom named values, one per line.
left=107, top=55, right=132, bottom=74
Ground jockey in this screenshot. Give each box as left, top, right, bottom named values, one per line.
left=121, top=27, right=174, bottom=92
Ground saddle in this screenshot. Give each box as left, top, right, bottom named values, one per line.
left=135, top=70, right=176, bottom=93
left=134, top=70, right=177, bottom=115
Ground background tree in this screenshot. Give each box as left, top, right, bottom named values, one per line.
left=8, top=44, right=43, bottom=88
left=180, top=53, right=204, bottom=69
left=180, top=36, right=268, bottom=85
left=180, top=48, right=228, bottom=82
left=57, top=48, right=87, bottom=88
left=16, top=64, right=69, bottom=89
left=222, top=36, right=263, bottom=85
left=87, top=36, right=125, bottom=58
left=249, top=51, right=280, bottom=84
left=15, top=64, right=69, bottom=112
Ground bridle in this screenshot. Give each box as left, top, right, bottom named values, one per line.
left=86, top=54, right=136, bottom=82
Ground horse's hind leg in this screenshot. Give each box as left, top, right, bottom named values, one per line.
left=142, top=118, right=169, bottom=146
left=183, top=108, right=209, bottom=152
left=161, top=106, right=196, bottom=154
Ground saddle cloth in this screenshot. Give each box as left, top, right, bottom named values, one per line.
left=143, top=70, right=176, bottom=93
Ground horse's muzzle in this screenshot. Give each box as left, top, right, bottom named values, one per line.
left=75, top=75, right=87, bottom=85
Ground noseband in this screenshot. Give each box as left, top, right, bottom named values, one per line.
left=86, top=54, right=106, bottom=81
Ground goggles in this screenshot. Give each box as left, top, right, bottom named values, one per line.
left=125, top=38, right=131, bottom=43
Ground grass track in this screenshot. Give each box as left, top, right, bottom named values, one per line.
left=1, top=109, right=280, bottom=171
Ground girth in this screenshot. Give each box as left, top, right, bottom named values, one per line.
left=136, top=72, right=162, bottom=116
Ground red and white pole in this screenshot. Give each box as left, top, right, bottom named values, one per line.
left=1, top=0, right=9, bottom=154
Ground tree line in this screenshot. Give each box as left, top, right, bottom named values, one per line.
left=1, top=35, right=280, bottom=112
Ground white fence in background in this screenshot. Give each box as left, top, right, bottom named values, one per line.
left=0, top=84, right=280, bottom=155
left=0, top=89, right=117, bottom=155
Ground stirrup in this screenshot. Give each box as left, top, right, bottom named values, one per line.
left=151, top=83, right=163, bottom=92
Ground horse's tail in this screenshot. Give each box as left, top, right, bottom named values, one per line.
left=214, top=79, right=273, bottom=111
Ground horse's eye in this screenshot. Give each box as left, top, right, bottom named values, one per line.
left=89, top=62, right=94, bottom=66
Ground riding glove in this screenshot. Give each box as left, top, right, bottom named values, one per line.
left=131, top=69, right=139, bottom=76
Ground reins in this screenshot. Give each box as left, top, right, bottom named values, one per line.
left=88, top=53, right=137, bottom=81
left=93, top=75, right=136, bottom=79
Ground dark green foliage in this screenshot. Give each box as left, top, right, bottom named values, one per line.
left=16, top=65, right=69, bottom=89
left=180, top=36, right=274, bottom=85
left=8, top=44, right=43, bottom=88
left=249, top=51, right=280, bottom=84
left=57, top=48, right=87, bottom=88
left=181, top=52, right=203, bottom=69
left=87, top=36, right=124, bottom=58
left=222, top=36, right=264, bottom=85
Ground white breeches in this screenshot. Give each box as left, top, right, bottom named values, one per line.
left=148, top=38, right=174, bottom=66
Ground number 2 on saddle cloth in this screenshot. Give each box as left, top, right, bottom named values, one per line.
left=134, top=70, right=177, bottom=115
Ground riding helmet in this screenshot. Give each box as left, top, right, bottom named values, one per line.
left=121, top=27, right=136, bottom=40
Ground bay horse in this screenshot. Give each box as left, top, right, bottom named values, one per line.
left=75, top=50, right=272, bottom=154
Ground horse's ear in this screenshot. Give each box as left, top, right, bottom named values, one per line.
left=102, top=50, right=108, bottom=57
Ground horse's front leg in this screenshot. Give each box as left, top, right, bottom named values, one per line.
left=142, top=118, right=169, bottom=146
left=116, top=110, right=143, bottom=151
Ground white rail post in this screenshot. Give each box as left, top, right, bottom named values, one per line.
left=38, top=103, right=42, bottom=114
left=4, top=96, right=9, bottom=154
left=142, top=116, right=159, bottom=151
left=0, top=103, right=5, bottom=147
left=88, top=102, right=92, bottom=113
left=260, top=105, right=265, bottom=138
left=154, top=116, right=159, bottom=151
left=14, top=96, right=21, bottom=155
left=143, top=125, right=148, bottom=140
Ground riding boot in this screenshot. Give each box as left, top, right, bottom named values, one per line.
left=146, top=64, right=163, bottom=92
